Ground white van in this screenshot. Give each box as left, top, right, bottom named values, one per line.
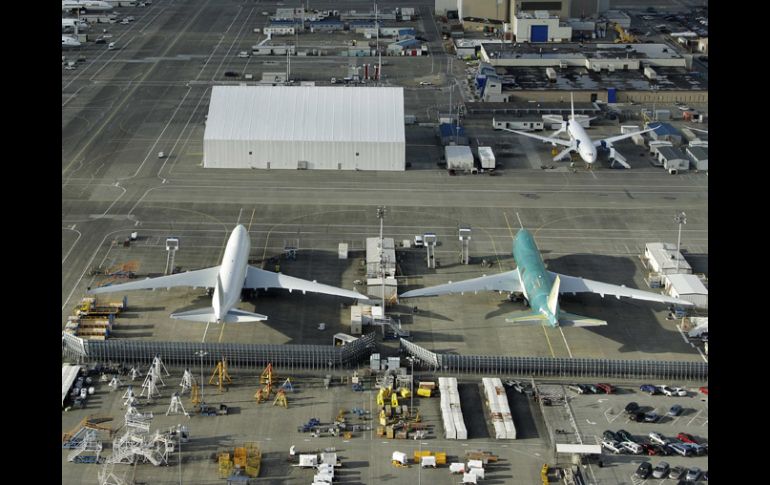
left=413, top=235, right=424, bottom=248
left=620, top=441, right=642, bottom=454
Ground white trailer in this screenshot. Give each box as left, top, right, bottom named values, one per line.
left=478, top=147, right=495, bottom=169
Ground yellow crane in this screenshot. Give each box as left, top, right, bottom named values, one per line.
left=612, top=23, right=638, bottom=43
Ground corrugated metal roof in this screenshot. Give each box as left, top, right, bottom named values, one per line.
left=666, top=273, right=707, bottom=295
left=656, top=145, right=686, bottom=160
left=62, top=364, right=82, bottom=406
left=686, top=145, right=708, bottom=160
left=205, top=86, right=405, bottom=144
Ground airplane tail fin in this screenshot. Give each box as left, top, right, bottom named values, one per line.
left=171, top=307, right=268, bottom=323
left=505, top=310, right=548, bottom=324
left=558, top=312, right=607, bottom=327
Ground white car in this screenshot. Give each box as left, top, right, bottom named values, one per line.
left=648, top=432, right=667, bottom=446
left=419, top=81, right=433, bottom=86
left=620, top=441, right=642, bottom=454
left=600, top=440, right=623, bottom=454
left=661, top=386, right=687, bottom=397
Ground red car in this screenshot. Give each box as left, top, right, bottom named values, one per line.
left=699, top=386, right=708, bottom=395
left=677, top=433, right=697, bottom=444
left=641, top=443, right=657, bottom=456
left=597, top=383, right=614, bottom=394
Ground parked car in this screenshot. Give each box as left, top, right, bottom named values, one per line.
left=669, top=466, right=686, bottom=479
left=682, top=442, right=707, bottom=456
left=667, top=404, right=683, bottom=416
left=648, top=432, right=667, bottom=446
left=662, top=386, right=688, bottom=397
left=677, top=432, right=697, bottom=444
left=621, top=441, right=642, bottom=454
left=640, top=384, right=660, bottom=395
left=624, top=402, right=640, bottom=414
left=685, top=467, right=702, bottom=481
left=699, top=386, right=708, bottom=395
left=585, top=384, right=599, bottom=394
left=652, top=444, right=673, bottom=456
left=652, top=461, right=670, bottom=479
left=567, top=384, right=585, bottom=394
left=603, top=430, right=619, bottom=442
left=644, top=411, right=660, bottom=423
left=635, top=462, right=652, bottom=479
left=601, top=440, right=623, bottom=454
left=633, top=411, right=646, bottom=422
left=668, top=442, right=693, bottom=457
left=616, top=430, right=634, bottom=443
left=597, top=383, right=614, bottom=394
left=641, top=443, right=656, bottom=455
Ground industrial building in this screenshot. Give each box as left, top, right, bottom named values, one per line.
left=686, top=145, right=708, bottom=171
left=203, top=86, right=405, bottom=171
left=644, top=243, right=691, bottom=276
left=512, top=11, right=572, bottom=42
left=648, top=122, right=683, bottom=144
left=664, top=274, right=708, bottom=310
left=655, top=146, right=689, bottom=174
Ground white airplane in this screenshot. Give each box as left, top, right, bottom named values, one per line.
left=89, top=225, right=367, bottom=323
left=502, top=93, right=658, bottom=165
left=62, top=35, right=82, bottom=48
left=62, top=0, right=113, bottom=12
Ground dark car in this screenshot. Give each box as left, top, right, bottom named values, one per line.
left=224, top=71, right=240, bottom=78
left=677, top=432, right=697, bottom=444
left=616, top=430, right=634, bottom=443
left=668, top=404, right=683, bottom=416
left=652, top=444, right=673, bottom=456
left=585, top=384, right=599, bottom=394
left=603, top=430, right=619, bottom=442
left=644, top=412, right=660, bottom=423
left=640, top=384, right=660, bottom=395
left=635, top=462, right=652, bottom=479
left=669, top=465, right=686, bottom=479
left=625, top=402, right=640, bottom=414
left=633, top=411, right=646, bottom=422
left=652, top=461, right=670, bottom=479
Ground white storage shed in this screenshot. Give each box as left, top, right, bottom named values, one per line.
left=204, top=86, right=405, bottom=170
left=664, top=273, right=708, bottom=309
left=644, top=242, right=691, bottom=275
left=686, top=145, right=708, bottom=171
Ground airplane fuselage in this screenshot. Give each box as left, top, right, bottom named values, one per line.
left=566, top=120, right=597, bottom=164
left=212, top=225, right=250, bottom=321
left=513, top=229, right=560, bottom=326
left=62, top=1, right=112, bottom=11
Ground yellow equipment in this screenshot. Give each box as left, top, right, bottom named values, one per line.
left=209, top=357, right=233, bottom=392
left=273, top=389, right=288, bottom=408
left=191, top=383, right=201, bottom=406
left=612, top=23, right=638, bottom=43
left=399, top=388, right=411, bottom=398
left=416, top=388, right=432, bottom=398
left=391, top=391, right=399, bottom=407
left=541, top=464, right=549, bottom=485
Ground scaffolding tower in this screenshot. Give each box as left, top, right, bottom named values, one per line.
left=108, top=376, right=122, bottom=391
left=209, top=357, right=233, bottom=392
left=121, top=386, right=137, bottom=407
left=255, top=363, right=274, bottom=403
left=140, top=372, right=160, bottom=399
left=166, top=392, right=189, bottom=416
left=179, top=369, right=193, bottom=395
left=150, top=355, right=170, bottom=387
left=98, top=462, right=129, bottom=485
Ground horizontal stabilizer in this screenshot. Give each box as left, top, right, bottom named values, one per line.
left=170, top=307, right=268, bottom=323
left=505, top=311, right=548, bottom=324
left=558, top=312, right=607, bottom=327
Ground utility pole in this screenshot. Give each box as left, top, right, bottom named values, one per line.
left=195, top=350, right=208, bottom=404
left=674, top=212, right=686, bottom=272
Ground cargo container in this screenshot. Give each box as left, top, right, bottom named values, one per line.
left=445, top=146, right=474, bottom=171
left=478, top=146, right=495, bottom=169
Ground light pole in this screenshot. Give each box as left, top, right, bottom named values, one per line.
left=406, top=357, right=414, bottom=414
left=194, top=350, right=208, bottom=403
left=674, top=212, right=686, bottom=272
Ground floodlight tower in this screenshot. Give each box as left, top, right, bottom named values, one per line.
left=424, top=233, right=437, bottom=269
left=377, top=207, right=387, bottom=310
left=459, top=226, right=471, bottom=265
left=674, top=212, right=686, bottom=272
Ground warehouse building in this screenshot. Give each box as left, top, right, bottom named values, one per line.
left=648, top=122, right=683, bottom=144
left=686, top=145, right=708, bottom=171
left=655, top=146, right=689, bottom=174
left=203, top=86, right=405, bottom=170
left=664, top=273, right=708, bottom=310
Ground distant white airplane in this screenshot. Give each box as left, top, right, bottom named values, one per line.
left=89, top=225, right=366, bottom=323
left=62, top=35, right=81, bottom=48
left=502, top=93, right=658, bottom=165
left=62, top=0, right=112, bottom=12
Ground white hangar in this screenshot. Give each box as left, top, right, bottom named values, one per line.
left=203, top=85, right=405, bottom=171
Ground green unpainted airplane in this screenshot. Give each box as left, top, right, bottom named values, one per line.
left=400, top=228, right=693, bottom=327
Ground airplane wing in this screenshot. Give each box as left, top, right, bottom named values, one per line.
left=593, top=127, right=657, bottom=147
left=400, top=269, right=522, bottom=298
left=551, top=272, right=694, bottom=306
left=245, top=266, right=364, bottom=300
left=88, top=266, right=221, bottom=294
left=501, top=128, right=574, bottom=147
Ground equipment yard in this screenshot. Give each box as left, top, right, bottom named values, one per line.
left=63, top=0, right=708, bottom=483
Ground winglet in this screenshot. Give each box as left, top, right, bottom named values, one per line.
left=547, top=275, right=560, bottom=315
